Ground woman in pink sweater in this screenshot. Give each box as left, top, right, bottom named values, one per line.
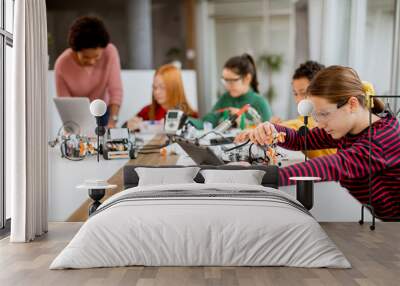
left=55, top=16, right=123, bottom=128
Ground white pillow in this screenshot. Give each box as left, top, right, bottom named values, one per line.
left=200, top=169, right=265, bottom=185
left=136, top=167, right=200, bottom=186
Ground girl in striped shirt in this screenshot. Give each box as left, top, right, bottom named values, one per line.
left=236, top=66, right=400, bottom=219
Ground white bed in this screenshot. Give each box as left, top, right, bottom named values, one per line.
left=50, top=183, right=350, bottom=269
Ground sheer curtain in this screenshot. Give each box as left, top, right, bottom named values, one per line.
left=9, top=0, right=48, bottom=242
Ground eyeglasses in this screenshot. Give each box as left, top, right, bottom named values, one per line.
left=220, top=77, right=242, bottom=86
left=311, top=99, right=349, bottom=123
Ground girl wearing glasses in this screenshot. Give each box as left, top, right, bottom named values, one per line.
left=236, top=65, right=400, bottom=218
left=126, top=64, right=198, bottom=130
left=270, top=61, right=336, bottom=159
left=191, top=54, right=272, bottom=129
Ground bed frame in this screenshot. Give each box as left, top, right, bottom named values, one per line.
left=123, top=165, right=315, bottom=211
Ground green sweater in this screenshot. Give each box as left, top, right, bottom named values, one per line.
left=190, top=89, right=272, bottom=129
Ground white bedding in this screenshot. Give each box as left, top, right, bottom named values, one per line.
left=50, top=183, right=350, bottom=269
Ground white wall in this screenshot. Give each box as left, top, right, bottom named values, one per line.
left=308, top=0, right=395, bottom=95
left=281, top=183, right=374, bottom=222
left=47, top=69, right=198, bottom=138
left=361, top=0, right=395, bottom=94
left=308, top=0, right=352, bottom=65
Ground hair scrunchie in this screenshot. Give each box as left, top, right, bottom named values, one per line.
left=362, top=81, right=375, bottom=108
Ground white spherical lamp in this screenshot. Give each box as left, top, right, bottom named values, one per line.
left=297, top=99, right=314, bottom=116
left=89, top=99, right=107, bottom=162
left=297, top=99, right=314, bottom=163
left=90, top=99, right=107, bottom=117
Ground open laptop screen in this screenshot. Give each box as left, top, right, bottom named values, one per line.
left=176, top=139, right=225, bottom=166
left=53, top=97, right=97, bottom=137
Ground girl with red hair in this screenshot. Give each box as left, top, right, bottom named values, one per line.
left=127, top=64, right=198, bottom=130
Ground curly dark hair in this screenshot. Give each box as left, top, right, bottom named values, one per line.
left=68, top=16, right=110, bottom=52
left=292, top=60, right=325, bottom=81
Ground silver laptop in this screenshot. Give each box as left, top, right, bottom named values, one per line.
left=53, top=97, right=97, bottom=137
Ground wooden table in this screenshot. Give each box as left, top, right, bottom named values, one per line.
left=67, top=135, right=179, bottom=222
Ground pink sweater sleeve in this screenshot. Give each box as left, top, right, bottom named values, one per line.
left=107, top=44, right=123, bottom=106
left=55, top=69, right=72, bottom=97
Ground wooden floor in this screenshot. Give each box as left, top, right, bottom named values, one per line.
left=1, top=222, right=399, bottom=286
